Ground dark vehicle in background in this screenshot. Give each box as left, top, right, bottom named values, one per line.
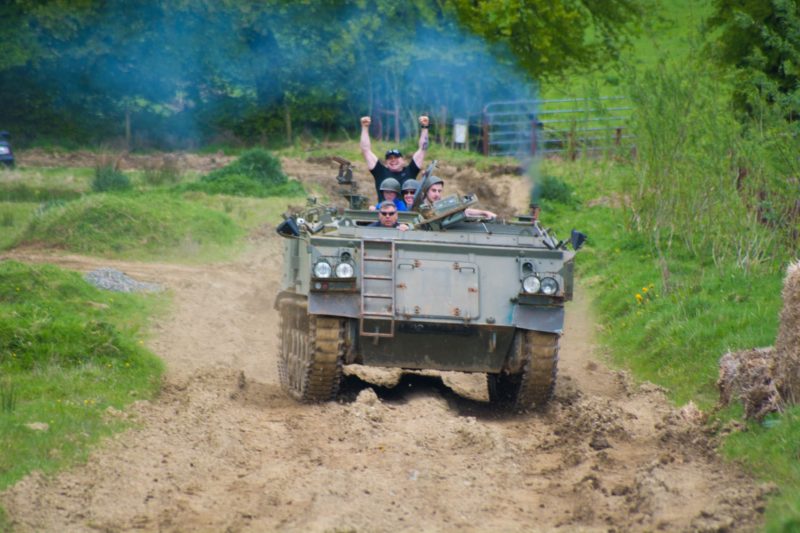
left=0, top=131, right=14, bottom=167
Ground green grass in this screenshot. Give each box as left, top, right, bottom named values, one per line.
left=182, top=192, right=303, bottom=231
left=542, top=0, right=715, bottom=100
left=544, top=157, right=797, bottom=530
left=722, top=406, right=800, bottom=532
left=0, top=260, right=165, bottom=490
left=0, top=167, right=91, bottom=201
left=0, top=202, right=38, bottom=250
left=17, top=192, right=244, bottom=262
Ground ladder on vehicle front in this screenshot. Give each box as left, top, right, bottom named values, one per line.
left=360, top=239, right=396, bottom=338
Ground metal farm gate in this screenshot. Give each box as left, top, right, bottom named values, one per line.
left=482, top=97, right=633, bottom=158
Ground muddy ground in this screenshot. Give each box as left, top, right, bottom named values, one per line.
left=0, top=157, right=772, bottom=532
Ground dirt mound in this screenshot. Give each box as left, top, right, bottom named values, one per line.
left=717, top=260, right=800, bottom=418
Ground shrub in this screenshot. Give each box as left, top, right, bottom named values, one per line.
left=538, top=175, right=576, bottom=205
left=203, top=148, right=286, bottom=188
left=92, top=165, right=131, bottom=193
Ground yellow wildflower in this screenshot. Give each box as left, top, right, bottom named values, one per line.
left=635, top=293, right=643, bottom=303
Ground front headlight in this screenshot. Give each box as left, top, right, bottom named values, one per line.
left=0, top=147, right=9, bottom=155
left=335, top=262, right=355, bottom=278
left=541, top=277, right=559, bottom=296
left=313, top=261, right=332, bottom=278
left=522, top=275, right=541, bottom=294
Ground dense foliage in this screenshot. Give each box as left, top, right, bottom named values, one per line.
left=707, top=0, right=800, bottom=117
left=0, top=0, right=641, bottom=148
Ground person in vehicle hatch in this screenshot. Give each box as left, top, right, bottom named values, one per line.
left=422, top=176, right=497, bottom=220
left=368, top=178, right=407, bottom=212
left=368, top=200, right=409, bottom=231
left=360, top=114, right=429, bottom=201
left=401, top=179, right=419, bottom=210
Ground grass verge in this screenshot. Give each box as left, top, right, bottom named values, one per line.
left=0, top=202, right=38, bottom=251
left=544, top=157, right=797, bottom=530
left=17, top=192, right=244, bottom=262
left=0, top=260, right=165, bottom=496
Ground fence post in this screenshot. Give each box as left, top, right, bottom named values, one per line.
left=530, top=116, right=537, bottom=156
left=568, top=130, right=577, bottom=161
left=615, top=127, right=622, bottom=146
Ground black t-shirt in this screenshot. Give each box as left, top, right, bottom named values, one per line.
left=370, top=160, right=421, bottom=201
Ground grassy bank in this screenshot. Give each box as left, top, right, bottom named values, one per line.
left=542, top=157, right=797, bottom=531
left=0, top=261, right=165, bottom=498
left=18, top=192, right=245, bottom=262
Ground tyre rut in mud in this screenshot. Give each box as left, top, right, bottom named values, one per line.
left=277, top=298, right=345, bottom=402
left=488, top=329, right=559, bottom=409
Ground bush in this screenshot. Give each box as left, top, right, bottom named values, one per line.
left=92, top=166, right=131, bottom=193
left=537, top=175, right=576, bottom=205
left=203, top=148, right=286, bottom=188
left=185, top=148, right=303, bottom=198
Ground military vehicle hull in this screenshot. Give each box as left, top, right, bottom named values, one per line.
left=276, top=210, right=577, bottom=409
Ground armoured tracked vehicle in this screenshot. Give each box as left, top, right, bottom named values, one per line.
left=274, top=159, right=584, bottom=409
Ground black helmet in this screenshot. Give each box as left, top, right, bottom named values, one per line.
left=379, top=177, right=401, bottom=193
left=401, top=179, right=420, bottom=193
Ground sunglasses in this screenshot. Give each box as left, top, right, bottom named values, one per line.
left=403, top=191, right=415, bottom=195
left=379, top=211, right=397, bottom=216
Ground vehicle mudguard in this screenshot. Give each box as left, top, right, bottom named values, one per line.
left=511, top=304, right=564, bottom=334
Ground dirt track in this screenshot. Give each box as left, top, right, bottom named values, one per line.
left=0, top=159, right=772, bottom=531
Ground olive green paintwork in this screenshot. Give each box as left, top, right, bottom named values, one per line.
left=276, top=195, right=576, bottom=373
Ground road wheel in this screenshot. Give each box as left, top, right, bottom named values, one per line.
left=487, top=329, right=559, bottom=409
left=277, top=298, right=344, bottom=402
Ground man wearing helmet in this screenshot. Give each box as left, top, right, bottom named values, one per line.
left=368, top=178, right=407, bottom=212
left=360, top=115, right=429, bottom=201
left=422, top=175, right=497, bottom=220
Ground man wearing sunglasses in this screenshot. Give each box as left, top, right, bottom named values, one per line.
left=367, top=201, right=410, bottom=231
left=360, top=115, right=429, bottom=202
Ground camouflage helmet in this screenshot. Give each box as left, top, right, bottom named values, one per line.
left=401, top=179, right=420, bottom=193
left=427, top=175, right=444, bottom=188
left=379, top=177, right=401, bottom=193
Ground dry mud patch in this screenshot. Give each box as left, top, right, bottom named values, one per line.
left=0, top=159, right=770, bottom=531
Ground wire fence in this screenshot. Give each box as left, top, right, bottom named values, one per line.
left=481, top=97, right=634, bottom=158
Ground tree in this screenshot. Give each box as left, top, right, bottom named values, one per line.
left=706, top=0, right=800, bottom=116
left=445, top=0, right=643, bottom=78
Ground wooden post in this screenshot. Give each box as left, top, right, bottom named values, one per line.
left=530, top=116, right=538, bottom=156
